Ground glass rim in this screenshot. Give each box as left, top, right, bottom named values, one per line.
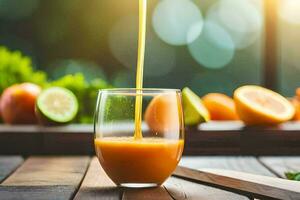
left=98, top=88, right=181, bottom=94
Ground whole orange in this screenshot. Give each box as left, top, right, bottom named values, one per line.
left=0, top=83, right=41, bottom=124
left=145, top=94, right=181, bottom=134
left=291, top=98, right=300, bottom=121
left=296, top=88, right=300, bottom=101
left=202, top=93, right=239, bottom=120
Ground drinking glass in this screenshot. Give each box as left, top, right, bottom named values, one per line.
left=94, top=89, right=184, bottom=187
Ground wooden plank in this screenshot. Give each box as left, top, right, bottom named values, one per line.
left=0, top=128, right=43, bottom=155
left=164, top=176, right=249, bottom=200
left=74, top=157, right=121, bottom=200
left=1, top=122, right=300, bottom=155
left=0, top=185, right=77, bottom=200
left=0, top=124, right=92, bottom=134
left=163, top=157, right=266, bottom=200
left=0, top=125, right=94, bottom=155
left=0, top=156, right=90, bottom=200
left=185, top=126, right=242, bottom=155
left=163, top=156, right=278, bottom=200
left=0, top=156, right=23, bottom=182
left=179, top=156, right=276, bottom=176
left=43, top=132, right=93, bottom=155
left=190, top=121, right=300, bottom=156
left=122, top=187, right=172, bottom=200
left=173, top=166, right=300, bottom=200
left=259, top=157, right=300, bottom=178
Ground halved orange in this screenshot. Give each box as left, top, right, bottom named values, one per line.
left=202, top=93, right=239, bottom=121
left=234, top=85, right=295, bottom=125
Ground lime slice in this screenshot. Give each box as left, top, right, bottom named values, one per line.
left=36, top=87, right=78, bottom=124
left=182, top=87, right=210, bottom=125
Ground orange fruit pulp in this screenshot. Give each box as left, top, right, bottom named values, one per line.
left=95, top=137, right=184, bottom=185
left=202, top=93, right=239, bottom=120
left=234, top=85, right=295, bottom=125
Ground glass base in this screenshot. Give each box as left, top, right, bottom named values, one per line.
left=119, top=183, right=159, bottom=188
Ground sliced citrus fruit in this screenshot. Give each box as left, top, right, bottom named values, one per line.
left=234, top=85, right=295, bottom=125
left=145, top=93, right=180, bottom=134
left=202, top=93, right=239, bottom=120
left=182, top=87, right=210, bottom=126
left=36, top=87, right=78, bottom=125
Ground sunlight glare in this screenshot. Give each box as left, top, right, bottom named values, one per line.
left=188, top=21, right=235, bottom=69
left=152, top=0, right=203, bottom=46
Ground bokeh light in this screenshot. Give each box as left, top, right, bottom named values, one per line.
left=0, top=0, right=264, bottom=97
left=280, top=0, right=300, bottom=25
left=188, top=21, right=235, bottom=69
left=109, top=15, right=176, bottom=77
left=206, top=0, right=263, bottom=49
left=0, top=0, right=39, bottom=20
left=48, top=59, right=107, bottom=81
left=152, top=0, right=203, bottom=46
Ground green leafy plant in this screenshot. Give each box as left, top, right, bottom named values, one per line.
left=0, top=46, right=111, bottom=123
left=0, top=46, right=47, bottom=94
left=285, top=172, right=300, bottom=181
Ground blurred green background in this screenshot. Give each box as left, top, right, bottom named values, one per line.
left=0, top=0, right=299, bottom=121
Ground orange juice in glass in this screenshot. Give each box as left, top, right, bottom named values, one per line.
left=94, top=89, right=184, bottom=187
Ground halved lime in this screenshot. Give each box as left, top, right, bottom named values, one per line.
left=182, top=87, right=210, bottom=126
left=36, top=87, right=78, bottom=124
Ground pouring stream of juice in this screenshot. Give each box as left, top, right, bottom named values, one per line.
left=134, top=0, right=147, bottom=140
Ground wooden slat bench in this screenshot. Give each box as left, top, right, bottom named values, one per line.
left=1, top=122, right=300, bottom=155
left=0, top=156, right=298, bottom=200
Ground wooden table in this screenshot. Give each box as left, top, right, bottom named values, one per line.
left=0, top=156, right=299, bottom=200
